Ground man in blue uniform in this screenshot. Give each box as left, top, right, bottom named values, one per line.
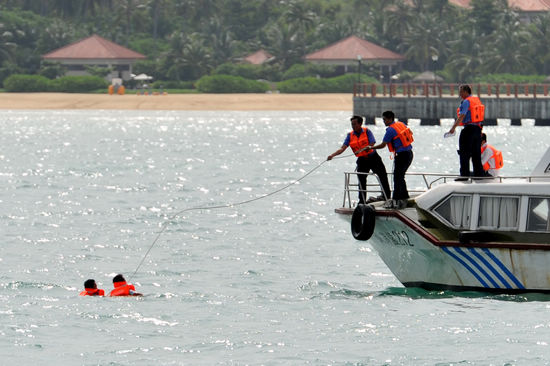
left=328, top=115, right=391, bottom=203
left=447, top=84, right=485, bottom=179
left=364, top=111, right=413, bottom=209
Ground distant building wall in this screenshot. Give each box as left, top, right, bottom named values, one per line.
left=53, top=59, right=135, bottom=82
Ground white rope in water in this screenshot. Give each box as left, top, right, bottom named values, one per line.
left=128, top=153, right=356, bottom=281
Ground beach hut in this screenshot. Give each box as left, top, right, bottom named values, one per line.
left=242, top=50, right=275, bottom=65
left=42, top=34, right=146, bottom=82
left=304, top=35, right=404, bottom=81
left=411, top=71, right=444, bottom=83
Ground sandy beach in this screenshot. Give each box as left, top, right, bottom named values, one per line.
left=0, top=93, right=352, bottom=111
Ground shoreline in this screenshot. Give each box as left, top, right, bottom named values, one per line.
left=0, top=93, right=352, bottom=111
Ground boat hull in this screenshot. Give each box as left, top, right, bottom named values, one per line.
left=369, top=214, right=550, bottom=293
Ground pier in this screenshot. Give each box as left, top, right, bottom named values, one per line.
left=353, top=83, right=550, bottom=126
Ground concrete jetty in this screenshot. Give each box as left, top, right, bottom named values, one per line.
left=353, top=84, right=550, bottom=126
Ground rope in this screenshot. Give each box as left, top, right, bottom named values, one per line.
left=128, top=152, right=356, bottom=281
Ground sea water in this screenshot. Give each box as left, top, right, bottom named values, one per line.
left=0, top=110, right=549, bottom=365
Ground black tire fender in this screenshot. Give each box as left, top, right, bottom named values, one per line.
left=351, top=204, right=376, bottom=241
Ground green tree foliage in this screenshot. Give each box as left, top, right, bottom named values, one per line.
left=1, top=0, right=550, bottom=86
left=195, top=74, right=269, bottom=93
left=4, top=74, right=108, bottom=92
left=4, top=74, right=51, bottom=92
left=278, top=74, right=377, bottom=93
left=212, top=63, right=281, bottom=81
left=39, top=62, right=66, bottom=79
left=49, top=75, right=109, bottom=92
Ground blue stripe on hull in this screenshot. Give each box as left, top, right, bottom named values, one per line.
left=454, top=247, right=501, bottom=288
left=441, top=246, right=489, bottom=288
left=442, top=246, right=525, bottom=290
left=468, top=248, right=512, bottom=289
left=481, top=248, right=525, bottom=289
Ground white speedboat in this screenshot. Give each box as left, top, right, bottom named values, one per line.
left=336, top=148, right=550, bottom=293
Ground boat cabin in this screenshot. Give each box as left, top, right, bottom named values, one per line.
left=416, top=182, right=550, bottom=234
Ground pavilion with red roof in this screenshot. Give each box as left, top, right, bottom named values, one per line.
left=305, top=35, right=404, bottom=81
left=42, top=34, right=146, bottom=82
left=448, top=0, right=550, bottom=22
left=242, top=50, right=275, bottom=65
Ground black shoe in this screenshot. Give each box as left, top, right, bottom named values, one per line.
left=454, top=177, right=468, bottom=182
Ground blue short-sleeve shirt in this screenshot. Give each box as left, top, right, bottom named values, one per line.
left=459, top=98, right=472, bottom=124
left=343, top=128, right=376, bottom=146
left=383, top=122, right=412, bottom=153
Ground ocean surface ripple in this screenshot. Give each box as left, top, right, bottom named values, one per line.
left=0, top=110, right=549, bottom=365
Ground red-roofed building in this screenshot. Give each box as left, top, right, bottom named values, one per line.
left=509, top=0, right=550, bottom=20
left=411, top=0, right=550, bottom=12
left=447, top=0, right=550, bottom=21
left=242, top=50, right=275, bottom=65
left=305, top=35, right=404, bottom=80
left=448, top=0, right=472, bottom=7
left=42, top=34, right=146, bottom=82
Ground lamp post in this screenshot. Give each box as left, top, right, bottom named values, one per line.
left=357, top=55, right=362, bottom=85
left=431, top=54, right=439, bottom=82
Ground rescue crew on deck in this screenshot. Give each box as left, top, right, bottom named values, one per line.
left=446, top=84, right=485, bottom=180
left=79, top=279, right=105, bottom=296
left=109, top=274, right=143, bottom=296
left=327, top=115, right=391, bottom=203
left=481, top=133, right=503, bottom=177
left=364, top=111, right=414, bottom=209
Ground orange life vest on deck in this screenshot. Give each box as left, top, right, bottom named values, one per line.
left=109, top=281, right=137, bottom=296
left=481, top=144, right=503, bottom=171
left=349, top=127, right=374, bottom=157
left=79, top=288, right=105, bottom=296
left=457, top=96, right=485, bottom=125
left=387, top=121, right=413, bottom=153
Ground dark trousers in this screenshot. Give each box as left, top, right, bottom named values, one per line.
left=393, top=150, right=413, bottom=200
left=356, top=152, right=391, bottom=203
left=459, top=124, right=484, bottom=177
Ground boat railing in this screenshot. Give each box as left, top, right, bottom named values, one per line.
left=340, top=172, right=550, bottom=208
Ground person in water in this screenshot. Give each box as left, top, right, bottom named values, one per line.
left=79, top=279, right=105, bottom=296
left=109, top=274, right=142, bottom=296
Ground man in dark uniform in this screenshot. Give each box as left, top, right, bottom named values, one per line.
left=364, top=111, right=413, bottom=209
left=327, top=115, right=391, bottom=203
left=447, top=84, right=485, bottom=179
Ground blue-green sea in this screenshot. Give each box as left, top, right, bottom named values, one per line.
left=1, top=110, right=549, bottom=365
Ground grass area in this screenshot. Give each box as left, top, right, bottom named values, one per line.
left=0, top=88, right=200, bottom=94
left=88, top=88, right=199, bottom=94
left=125, top=88, right=199, bottom=94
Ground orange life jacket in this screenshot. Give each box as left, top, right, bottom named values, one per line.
left=109, top=281, right=137, bottom=296
left=457, top=96, right=485, bottom=125
left=79, top=288, right=105, bottom=296
left=481, top=144, right=503, bottom=171
left=349, top=127, right=374, bottom=157
left=387, top=121, right=413, bottom=153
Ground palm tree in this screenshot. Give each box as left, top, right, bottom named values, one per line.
left=480, top=21, right=534, bottom=74
left=206, top=16, right=235, bottom=65
left=283, top=0, right=317, bottom=35
left=446, top=29, right=486, bottom=81
left=385, top=1, right=415, bottom=44
left=529, top=13, right=550, bottom=75
left=315, top=17, right=355, bottom=46
left=399, top=13, right=449, bottom=71
left=266, top=21, right=300, bottom=69
left=164, top=32, right=212, bottom=81
left=0, top=24, right=17, bottom=64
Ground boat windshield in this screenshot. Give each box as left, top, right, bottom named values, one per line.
left=434, top=194, right=471, bottom=229
left=527, top=197, right=550, bottom=232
